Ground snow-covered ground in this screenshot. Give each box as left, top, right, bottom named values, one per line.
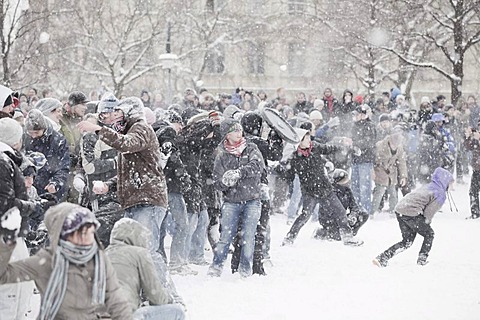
left=173, top=181, right=480, bottom=320
left=27, top=181, right=480, bottom=320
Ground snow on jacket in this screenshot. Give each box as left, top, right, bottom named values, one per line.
left=282, top=142, right=340, bottom=199
left=351, top=118, right=377, bottom=164
left=464, top=135, right=480, bottom=172
left=80, top=132, right=118, bottom=206
left=373, top=136, right=407, bottom=187
left=395, top=167, right=453, bottom=223
left=24, top=124, right=70, bottom=201
left=0, top=203, right=132, bottom=320
left=98, top=99, right=167, bottom=210
left=0, top=142, right=33, bottom=236
left=213, top=141, right=265, bottom=203
left=106, top=218, right=172, bottom=313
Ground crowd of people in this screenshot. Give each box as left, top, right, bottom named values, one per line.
left=0, top=83, right=477, bottom=319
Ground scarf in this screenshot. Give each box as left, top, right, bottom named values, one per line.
left=224, top=137, right=247, bottom=156
left=39, top=240, right=106, bottom=320
left=324, top=95, right=335, bottom=113
left=297, top=141, right=313, bottom=157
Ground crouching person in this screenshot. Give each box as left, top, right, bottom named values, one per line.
left=314, top=169, right=369, bottom=241
left=106, top=218, right=186, bottom=320
left=0, top=202, right=132, bottom=319
left=373, top=167, right=454, bottom=267
left=208, top=119, right=265, bottom=277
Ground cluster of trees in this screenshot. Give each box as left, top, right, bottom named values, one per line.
left=1, top=0, right=480, bottom=103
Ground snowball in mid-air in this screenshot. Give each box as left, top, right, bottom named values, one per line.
left=39, top=32, right=50, bottom=44
left=279, top=65, right=287, bottom=71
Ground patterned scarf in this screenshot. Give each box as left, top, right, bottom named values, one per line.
left=297, top=141, right=313, bottom=157
left=39, top=240, right=106, bottom=320
left=224, top=137, right=247, bottom=156
left=324, top=95, right=335, bottom=113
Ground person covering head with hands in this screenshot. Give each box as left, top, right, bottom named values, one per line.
left=0, top=202, right=132, bottom=319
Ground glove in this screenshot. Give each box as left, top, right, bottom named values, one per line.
left=39, top=193, right=58, bottom=211
left=260, top=183, right=270, bottom=201
left=73, top=173, right=86, bottom=193
left=0, top=207, right=22, bottom=245
left=268, top=129, right=283, bottom=145
left=13, top=198, right=36, bottom=216
left=222, top=169, right=241, bottom=187
left=326, top=117, right=340, bottom=128
left=352, top=146, right=362, bottom=156
left=161, top=141, right=173, bottom=155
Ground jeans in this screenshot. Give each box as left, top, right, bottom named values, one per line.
left=133, top=304, right=185, bottom=320
left=286, top=175, right=302, bottom=220
left=351, top=162, right=373, bottom=214
left=167, top=193, right=189, bottom=267
left=371, top=184, right=398, bottom=215
left=185, top=209, right=209, bottom=263
left=212, top=199, right=261, bottom=276
left=125, top=205, right=184, bottom=303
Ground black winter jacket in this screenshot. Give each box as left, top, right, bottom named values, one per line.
left=351, top=119, right=377, bottom=164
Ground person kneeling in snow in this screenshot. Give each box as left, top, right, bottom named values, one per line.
left=373, top=167, right=454, bottom=267
left=313, top=168, right=369, bottom=241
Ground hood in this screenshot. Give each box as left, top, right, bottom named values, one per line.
left=342, top=89, right=353, bottom=101
left=428, top=167, right=454, bottom=205
left=115, top=97, right=146, bottom=125
left=109, top=218, right=151, bottom=249
left=44, top=203, right=101, bottom=261
left=0, top=141, right=23, bottom=167
left=390, top=87, right=401, bottom=101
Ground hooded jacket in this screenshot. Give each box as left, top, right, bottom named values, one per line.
left=98, top=97, right=168, bottom=209
left=0, top=202, right=132, bottom=319
left=106, top=218, right=172, bottom=313
left=373, top=135, right=407, bottom=186
left=24, top=124, right=71, bottom=201
left=395, top=167, right=453, bottom=223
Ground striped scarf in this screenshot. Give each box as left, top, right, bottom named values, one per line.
left=39, top=240, right=106, bottom=320
left=224, top=137, right=247, bottom=156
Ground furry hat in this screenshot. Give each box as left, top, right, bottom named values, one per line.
left=97, top=92, right=119, bottom=114
left=115, top=97, right=145, bottom=122
left=0, top=117, right=23, bottom=147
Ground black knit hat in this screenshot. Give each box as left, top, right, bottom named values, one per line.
left=68, top=91, right=89, bottom=106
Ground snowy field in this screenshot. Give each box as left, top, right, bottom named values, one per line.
left=27, top=181, right=480, bottom=320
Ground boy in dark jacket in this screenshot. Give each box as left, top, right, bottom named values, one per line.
left=280, top=129, right=363, bottom=246
left=373, top=167, right=454, bottom=267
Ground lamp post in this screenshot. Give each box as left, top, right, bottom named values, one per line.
left=159, top=53, right=178, bottom=105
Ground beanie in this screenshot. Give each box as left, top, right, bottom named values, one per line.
left=61, top=207, right=100, bottom=240
left=36, top=98, right=62, bottom=115
left=0, top=117, right=23, bottom=147
left=378, top=113, right=391, bottom=123
left=25, top=109, right=48, bottom=131
left=97, top=92, right=119, bottom=114
left=220, top=118, right=241, bottom=140
left=68, top=91, right=89, bottom=106
left=309, top=110, right=323, bottom=121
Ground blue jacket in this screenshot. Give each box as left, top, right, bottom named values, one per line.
left=24, top=125, right=70, bottom=201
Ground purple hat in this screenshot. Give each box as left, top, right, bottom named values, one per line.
left=61, top=207, right=100, bottom=239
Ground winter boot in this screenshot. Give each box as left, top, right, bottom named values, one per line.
left=252, top=263, right=267, bottom=276
left=417, top=253, right=429, bottom=266
left=207, top=264, right=222, bottom=277
left=312, top=227, right=328, bottom=240
left=372, top=254, right=388, bottom=267
left=340, top=231, right=364, bottom=247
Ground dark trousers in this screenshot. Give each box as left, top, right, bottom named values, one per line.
left=469, top=171, right=480, bottom=218
left=380, top=213, right=434, bottom=261
left=286, top=192, right=351, bottom=241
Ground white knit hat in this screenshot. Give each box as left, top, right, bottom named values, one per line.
left=0, top=117, right=23, bottom=147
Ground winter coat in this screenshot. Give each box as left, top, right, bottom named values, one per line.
left=465, top=136, right=480, bottom=171
left=373, top=137, right=407, bottom=187
left=0, top=142, right=33, bottom=236
left=213, top=141, right=265, bottom=203
left=106, top=218, right=172, bottom=314
left=282, top=142, right=340, bottom=199
left=0, top=203, right=132, bottom=320
left=99, top=119, right=168, bottom=210
left=293, top=101, right=313, bottom=115
left=154, top=121, right=191, bottom=195
left=417, top=128, right=443, bottom=183
left=24, top=125, right=70, bottom=201
left=334, top=90, right=356, bottom=137
left=245, top=131, right=283, bottom=184
left=80, top=132, right=119, bottom=207
left=351, top=119, right=377, bottom=164
left=60, top=112, right=83, bottom=167
left=198, top=125, right=223, bottom=209
left=395, top=167, right=453, bottom=223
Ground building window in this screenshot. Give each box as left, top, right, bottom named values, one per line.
left=288, top=42, right=305, bottom=76
left=205, top=44, right=225, bottom=74
left=288, top=0, right=305, bottom=15
left=248, top=42, right=265, bottom=75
